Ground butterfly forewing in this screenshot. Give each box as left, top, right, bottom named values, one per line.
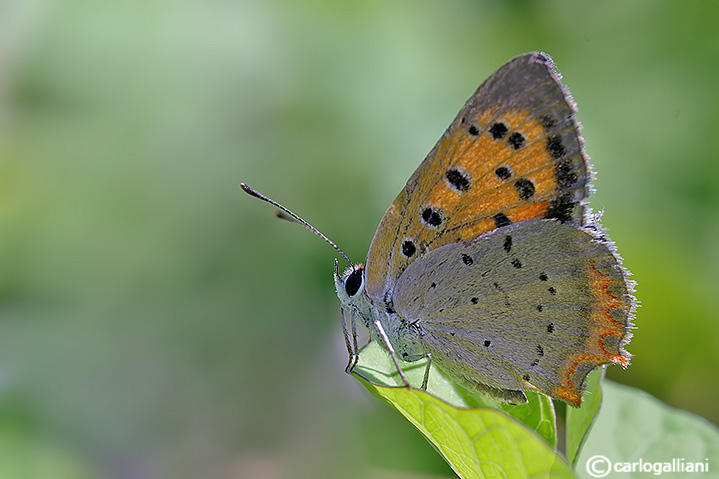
left=365, top=52, right=589, bottom=303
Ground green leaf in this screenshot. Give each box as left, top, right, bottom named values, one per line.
left=497, top=391, right=558, bottom=450
left=566, top=367, right=605, bottom=465
left=353, top=342, right=574, bottom=479
left=575, top=380, right=719, bottom=479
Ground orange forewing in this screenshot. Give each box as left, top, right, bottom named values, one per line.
left=366, top=54, right=589, bottom=302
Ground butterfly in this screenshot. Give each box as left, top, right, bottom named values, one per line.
left=243, top=52, right=635, bottom=406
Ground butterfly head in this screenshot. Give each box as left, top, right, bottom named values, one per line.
left=334, top=259, right=365, bottom=306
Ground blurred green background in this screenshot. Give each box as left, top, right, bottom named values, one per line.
left=1, top=1, right=717, bottom=478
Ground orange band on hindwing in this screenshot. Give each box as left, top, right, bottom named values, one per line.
left=554, top=259, right=631, bottom=405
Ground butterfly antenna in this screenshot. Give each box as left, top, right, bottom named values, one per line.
left=241, top=183, right=354, bottom=267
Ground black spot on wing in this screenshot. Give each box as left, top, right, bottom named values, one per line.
left=421, top=207, right=443, bottom=227
left=445, top=167, right=471, bottom=192
left=489, top=122, right=508, bottom=139
left=556, top=158, right=579, bottom=190
left=493, top=213, right=511, bottom=228
left=495, top=166, right=513, bottom=180
left=547, top=135, right=566, bottom=159
left=401, top=240, right=416, bottom=257
left=503, top=235, right=512, bottom=253
left=545, top=194, right=575, bottom=223
left=514, top=178, right=535, bottom=200
left=508, top=132, right=525, bottom=150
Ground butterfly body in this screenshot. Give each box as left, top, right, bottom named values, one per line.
left=334, top=52, right=634, bottom=406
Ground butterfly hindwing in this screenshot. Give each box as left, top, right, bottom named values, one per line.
left=365, top=52, right=589, bottom=304
left=391, top=219, right=633, bottom=406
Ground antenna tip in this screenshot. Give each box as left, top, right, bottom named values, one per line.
left=241, top=183, right=263, bottom=199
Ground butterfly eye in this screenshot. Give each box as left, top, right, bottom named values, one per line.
left=344, top=268, right=363, bottom=297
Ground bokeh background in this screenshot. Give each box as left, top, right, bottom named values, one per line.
left=1, top=1, right=718, bottom=478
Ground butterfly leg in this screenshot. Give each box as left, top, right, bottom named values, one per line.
left=400, top=352, right=432, bottom=390
left=349, top=308, right=360, bottom=372
left=372, top=319, right=410, bottom=388
left=421, top=353, right=432, bottom=390
left=340, top=307, right=358, bottom=373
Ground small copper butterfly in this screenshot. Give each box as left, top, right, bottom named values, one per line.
left=243, top=52, right=635, bottom=406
